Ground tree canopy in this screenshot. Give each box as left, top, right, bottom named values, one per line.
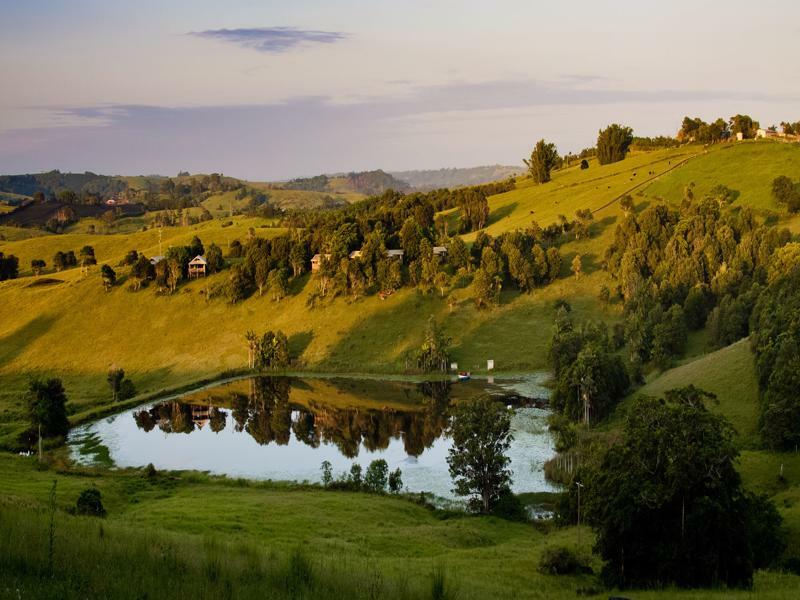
left=579, top=387, right=784, bottom=589
left=447, top=396, right=513, bottom=513
left=524, top=139, right=559, bottom=184
left=596, top=124, right=634, bottom=165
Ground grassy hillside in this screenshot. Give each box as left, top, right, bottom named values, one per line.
left=2, top=454, right=799, bottom=599
left=643, top=140, right=799, bottom=210
left=2, top=142, right=800, bottom=597
left=1, top=142, right=798, bottom=445
left=620, top=339, right=760, bottom=447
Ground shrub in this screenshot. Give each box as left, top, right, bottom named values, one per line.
left=76, top=488, right=106, bottom=517
left=490, top=488, right=528, bottom=521
left=118, top=378, right=136, bottom=401
left=388, top=468, right=403, bottom=493
left=364, top=459, right=389, bottom=493
left=538, top=545, right=591, bottom=575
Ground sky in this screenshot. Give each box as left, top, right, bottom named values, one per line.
left=0, top=0, right=798, bottom=180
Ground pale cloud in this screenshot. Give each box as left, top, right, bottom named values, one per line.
left=187, top=27, right=348, bottom=53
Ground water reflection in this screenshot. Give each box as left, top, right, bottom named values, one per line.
left=70, top=375, right=557, bottom=498
left=132, top=377, right=452, bottom=458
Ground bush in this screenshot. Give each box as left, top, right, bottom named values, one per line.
left=538, top=545, right=592, bottom=575
left=388, top=468, right=403, bottom=493
left=118, top=378, right=136, bottom=401
left=490, top=488, right=528, bottom=521
left=76, top=488, right=106, bottom=517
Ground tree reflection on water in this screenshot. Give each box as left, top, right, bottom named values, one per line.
left=133, top=377, right=452, bottom=458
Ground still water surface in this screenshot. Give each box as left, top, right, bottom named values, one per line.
left=70, top=375, right=557, bottom=499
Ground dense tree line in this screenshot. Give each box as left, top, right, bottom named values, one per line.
left=780, top=120, right=800, bottom=135
left=678, top=114, right=760, bottom=143
left=630, top=135, right=681, bottom=150
left=750, top=259, right=800, bottom=450
left=0, top=170, right=127, bottom=203
left=604, top=196, right=790, bottom=364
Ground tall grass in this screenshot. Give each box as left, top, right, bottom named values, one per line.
left=0, top=503, right=449, bottom=599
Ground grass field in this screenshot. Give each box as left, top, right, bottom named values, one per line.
left=643, top=140, right=800, bottom=210
left=2, top=454, right=799, bottom=600
left=616, top=339, right=760, bottom=447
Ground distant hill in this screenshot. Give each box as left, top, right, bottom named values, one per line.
left=283, top=169, right=411, bottom=196
left=390, top=165, right=523, bottom=191
left=0, top=170, right=127, bottom=200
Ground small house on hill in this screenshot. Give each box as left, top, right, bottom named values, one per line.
left=433, top=246, right=448, bottom=261
left=150, top=255, right=165, bottom=265
left=386, top=249, right=404, bottom=262
left=349, top=250, right=362, bottom=260
left=311, top=253, right=332, bottom=272
left=188, top=255, right=207, bottom=278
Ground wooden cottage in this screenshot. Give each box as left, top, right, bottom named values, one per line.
left=386, top=249, right=404, bottom=263
left=349, top=250, right=362, bottom=260
left=433, top=246, right=448, bottom=262
left=311, top=253, right=332, bottom=272
left=188, top=255, right=207, bottom=278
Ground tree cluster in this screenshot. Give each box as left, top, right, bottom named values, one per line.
left=246, top=329, right=290, bottom=370
left=596, top=124, right=634, bottom=165
left=750, top=261, right=800, bottom=450
left=320, top=459, right=403, bottom=494
left=771, top=175, right=800, bottom=213
left=780, top=120, right=800, bottom=135
left=107, top=367, right=136, bottom=402
left=548, top=307, right=630, bottom=424
left=416, top=316, right=451, bottom=372
left=52, top=250, right=78, bottom=271
left=26, top=377, right=70, bottom=439
left=574, top=387, right=784, bottom=589
left=470, top=230, right=562, bottom=308
left=604, top=197, right=791, bottom=359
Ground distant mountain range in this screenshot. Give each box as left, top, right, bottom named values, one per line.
left=390, top=165, right=523, bottom=191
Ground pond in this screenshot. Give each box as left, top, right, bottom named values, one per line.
left=69, top=375, right=558, bottom=499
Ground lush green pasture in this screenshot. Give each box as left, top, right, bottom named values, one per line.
left=476, top=147, right=703, bottom=239
left=620, top=339, right=760, bottom=447
left=642, top=140, right=799, bottom=210
left=2, top=454, right=799, bottom=600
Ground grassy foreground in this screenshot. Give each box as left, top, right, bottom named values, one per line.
left=2, top=454, right=800, bottom=600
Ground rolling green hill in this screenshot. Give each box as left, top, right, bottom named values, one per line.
left=1, top=142, right=798, bottom=445
left=642, top=140, right=800, bottom=210
left=616, top=338, right=760, bottom=447
left=2, top=140, right=800, bottom=598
